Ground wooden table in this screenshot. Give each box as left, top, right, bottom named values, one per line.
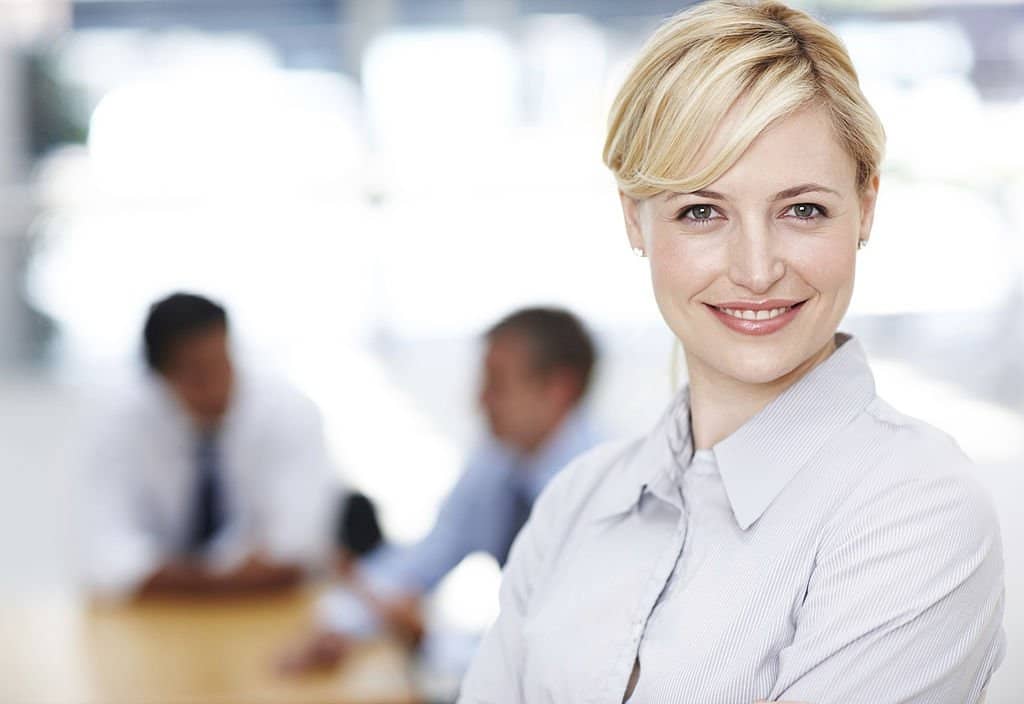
left=3, top=587, right=421, bottom=704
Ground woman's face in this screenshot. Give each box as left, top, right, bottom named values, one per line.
left=621, top=104, right=878, bottom=388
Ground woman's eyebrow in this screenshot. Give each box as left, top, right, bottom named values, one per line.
left=666, top=189, right=727, bottom=201
left=666, top=183, right=839, bottom=202
left=772, top=183, right=840, bottom=200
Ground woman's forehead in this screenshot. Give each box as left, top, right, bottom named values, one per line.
left=662, top=104, right=858, bottom=200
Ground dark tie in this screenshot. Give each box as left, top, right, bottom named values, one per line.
left=498, top=479, right=533, bottom=567
left=189, top=430, right=226, bottom=552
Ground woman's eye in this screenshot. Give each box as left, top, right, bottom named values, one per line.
left=680, top=204, right=719, bottom=222
left=787, top=203, right=824, bottom=219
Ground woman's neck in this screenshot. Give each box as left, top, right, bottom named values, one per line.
left=687, top=337, right=837, bottom=450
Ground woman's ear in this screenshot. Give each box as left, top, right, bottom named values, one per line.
left=619, top=190, right=647, bottom=254
left=858, top=174, right=880, bottom=246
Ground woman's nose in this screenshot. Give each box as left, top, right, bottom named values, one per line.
left=727, top=223, right=786, bottom=294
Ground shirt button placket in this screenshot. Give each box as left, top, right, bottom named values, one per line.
left=621, top=510, right=689, bottom=701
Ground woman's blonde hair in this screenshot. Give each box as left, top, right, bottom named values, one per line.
left=603, top=0, right=885, bottom=198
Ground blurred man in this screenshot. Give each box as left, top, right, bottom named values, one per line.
left=282, top=306, right=601, bottom=670
left=80, top=292, right=337, bottom=597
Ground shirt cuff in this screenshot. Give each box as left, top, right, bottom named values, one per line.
left=317, top=585, right=382, bottom=638
left=83, top=537, right=162, bottom=599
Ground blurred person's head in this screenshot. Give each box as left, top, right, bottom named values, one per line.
left=480, top=307, right=596, bottom=453
left=605, top=0, right=884, bottom=390
left=143, top=292, right=233, bottom=428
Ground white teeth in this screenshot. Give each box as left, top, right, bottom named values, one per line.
left=719, top=306, right=792, bottom=321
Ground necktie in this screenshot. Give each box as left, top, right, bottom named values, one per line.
left=189, top=430, right=226, bottom=552
left=498, top=478, right=534, bottom=567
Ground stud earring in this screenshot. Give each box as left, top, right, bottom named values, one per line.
left=632, top=247, right=647, bottom=258
left=857, top=239, right=868, bottom=250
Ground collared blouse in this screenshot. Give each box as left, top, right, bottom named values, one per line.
left=458, top=334, right=1005, bottom=703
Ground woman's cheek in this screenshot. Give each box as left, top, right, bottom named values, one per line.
left=788, top=236, right=856, bottom=294
left=650, top=240, right=711, bottom=306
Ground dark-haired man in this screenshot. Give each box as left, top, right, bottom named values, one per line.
left=80, top=293, right=338, bottom=597
left=282, top=307, right=602, bottom=670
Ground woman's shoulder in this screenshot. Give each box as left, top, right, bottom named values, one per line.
left=537, top=436, right=645, bottom=507
left=831, top=395, right=999, bottom=545
left=525, top=435, right=646, bottom=535
left=861, top=395, right=979, bottom=481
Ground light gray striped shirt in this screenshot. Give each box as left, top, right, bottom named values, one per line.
left=459, top=334, right=1005, bottom=703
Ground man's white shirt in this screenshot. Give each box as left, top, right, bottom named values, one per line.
left=79, top=369, right=338, bottom=597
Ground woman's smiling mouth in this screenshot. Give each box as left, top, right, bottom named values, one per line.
left=705, top=299, right=808, bottom=335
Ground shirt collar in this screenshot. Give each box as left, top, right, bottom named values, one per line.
left=592, top=334, right=876, bottom=529
left=591, top=392, right=691, bottom=520
left=715, top=333, right=876, bottom=529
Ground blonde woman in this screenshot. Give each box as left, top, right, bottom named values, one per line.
left=458, top=1, right=1005, bottom=702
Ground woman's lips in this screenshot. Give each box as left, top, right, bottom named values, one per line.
left=705, top=300, right=806, bottom=336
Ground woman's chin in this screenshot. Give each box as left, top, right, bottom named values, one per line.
left=693, top=346, right=810, bottom=388
left=723, top=362, right=798, bottom=387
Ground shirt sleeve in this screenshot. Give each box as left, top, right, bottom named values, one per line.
left=258, top=392, right=339, bottom=566
left=363, top=444, right=514, bottom=595
left=78, top=414, right=164, bottom=597
left=770, top=466, right=1005, bottom=703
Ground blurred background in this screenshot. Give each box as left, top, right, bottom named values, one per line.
left=0, top=0, right=1022, bottom=701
